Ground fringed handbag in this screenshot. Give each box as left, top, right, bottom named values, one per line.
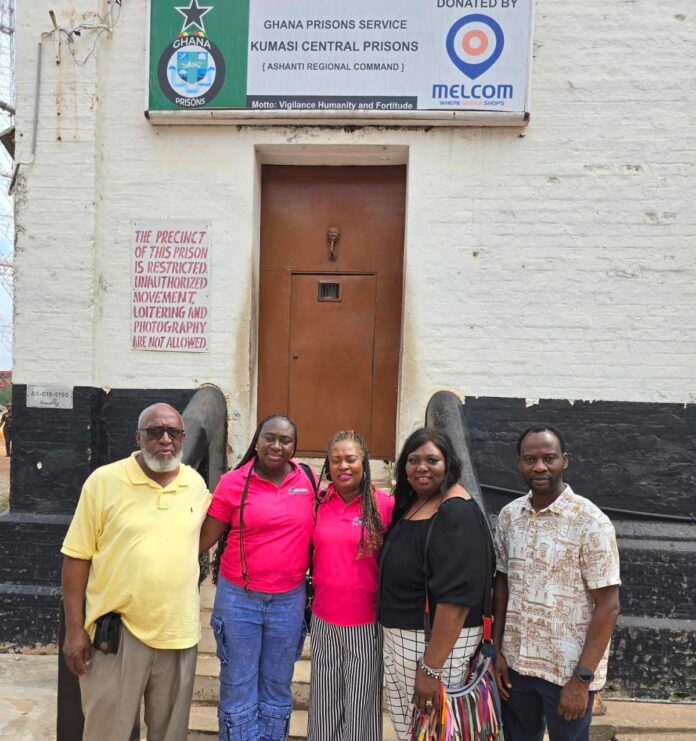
left=410, top=501, right=504, bottom=741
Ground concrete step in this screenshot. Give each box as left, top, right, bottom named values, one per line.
left=294, top=657, right=311, bottom=684
left=189, top=705, right=309, bottom=738
left=188, top=703, right=217, bottom=734
left=191, top=661, right=696, bottom=741
left=198, top=624, right=311, bottom=660
left=198, top=624, right=217, bottom=655
left=190, top=704, right=398, bottom=740
left=545, top=730, right=613, bottom=741
left=616, top=735, right=696, bottom=740
left=196, top=652, right=219, bottom=677
left=289, top=709, right=398, bottom=741
left=193, top=655, right=395, bottom=716
left=189, top=676, right=696, bottom=740
left=193, top=657, right=312, bottom=707
left=200, top=580, right=215, bottom=611
left=594, top=699, right=696, bottom=734
left=193, top=674, right=219, bottom=705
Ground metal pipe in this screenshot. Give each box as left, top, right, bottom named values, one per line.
left=9, top=41, right=42, bottom=194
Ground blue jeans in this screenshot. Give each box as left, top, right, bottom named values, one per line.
left=211, top=576, right=306, bottom=741
left=502, top=669, right=595, bottom=741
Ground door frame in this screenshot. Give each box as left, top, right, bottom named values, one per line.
left=250, top=149, right=410, bottom=460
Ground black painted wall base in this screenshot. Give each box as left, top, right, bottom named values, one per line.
left=463, top=396, right=696, bottom=519
left=608, top=617, right=696, bottom=700
left=0, top=513, right=72, bottom=648
left=606, top=521, right=696, bottom=699
left=0, top=583, right=62, bottom=650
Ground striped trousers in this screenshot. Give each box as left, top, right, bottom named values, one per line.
left=382, top=625, right=483, bottom=741
left=307, top=614, right=383, bottom=741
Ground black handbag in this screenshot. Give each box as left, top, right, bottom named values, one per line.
left=92, top=611, right=121, bottom=654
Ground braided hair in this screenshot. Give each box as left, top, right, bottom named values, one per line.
left=210, top=414, right=298, bottom=584
left=389, top=427, right=463, bottom=529
left=320, top=430, right=385, bottom=559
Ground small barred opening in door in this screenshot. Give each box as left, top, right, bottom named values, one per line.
left=317, top=281, right=341, bottom=302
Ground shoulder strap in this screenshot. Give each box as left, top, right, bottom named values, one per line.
left=422, top=515, right=438, bottom=643
left=473, top=502, right=495, bottom=621
left=299, top=462, right=319, bottom=498
left=237, top=465, right=255, bottom=591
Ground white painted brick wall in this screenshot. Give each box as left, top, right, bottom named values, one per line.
left=14, top=1, right=696, bottom=455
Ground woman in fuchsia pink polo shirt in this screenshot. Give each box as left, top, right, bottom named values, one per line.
left=307, top=430, right=394, bottom=741
left=199, top=414, right=317, bottom=741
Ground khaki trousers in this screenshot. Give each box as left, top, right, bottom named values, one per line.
left=79, top=625, right=197, bottom=741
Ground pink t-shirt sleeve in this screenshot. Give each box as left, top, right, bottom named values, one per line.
left=207, top=472, right=238, bottom=524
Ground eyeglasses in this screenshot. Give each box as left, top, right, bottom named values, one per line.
left=139, top=426, right=185, bottom=440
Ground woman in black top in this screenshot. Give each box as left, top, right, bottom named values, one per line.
left=379, top=427, right=488, bottom=741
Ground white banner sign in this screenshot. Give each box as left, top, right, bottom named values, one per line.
left=131, top=221, right=211, bottom=352
left=148, top=0, right=534, bottom=121
left=246, top=0, right=532, bottom=113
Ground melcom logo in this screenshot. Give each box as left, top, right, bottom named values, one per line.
left=446, top=14, right=504, bottom=79
left=433, top=13, right=513, bottom=106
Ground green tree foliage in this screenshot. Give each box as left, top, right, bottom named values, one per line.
left=0, top=385, right=11, bottom=407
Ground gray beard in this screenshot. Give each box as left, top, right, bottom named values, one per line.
left=140, top=447, right=182, bottom=473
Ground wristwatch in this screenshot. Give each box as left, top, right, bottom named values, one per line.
left=573, top=665, right=595, bottom=683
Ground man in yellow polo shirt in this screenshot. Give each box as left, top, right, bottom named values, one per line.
left=61, top=402, right=211, bottom=741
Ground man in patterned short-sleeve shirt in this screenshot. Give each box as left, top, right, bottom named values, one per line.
left=493, top=426, right=621, bottom=741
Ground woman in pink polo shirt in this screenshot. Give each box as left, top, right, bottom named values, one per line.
left=307, top=430, right=394, bottom=741
left=199, top=414, right=317, bottom=741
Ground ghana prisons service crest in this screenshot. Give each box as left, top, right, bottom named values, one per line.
left=157, top=0, right=226, bottom=108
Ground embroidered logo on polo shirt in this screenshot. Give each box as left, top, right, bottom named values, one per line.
left=289, top=487, right=309, bottom=495
left=353, top=517, right=364, bottom=526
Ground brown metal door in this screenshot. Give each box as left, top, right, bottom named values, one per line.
left=288, top=275, right=376, bottom=454
left=258, top=165, right=405, bottom=458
